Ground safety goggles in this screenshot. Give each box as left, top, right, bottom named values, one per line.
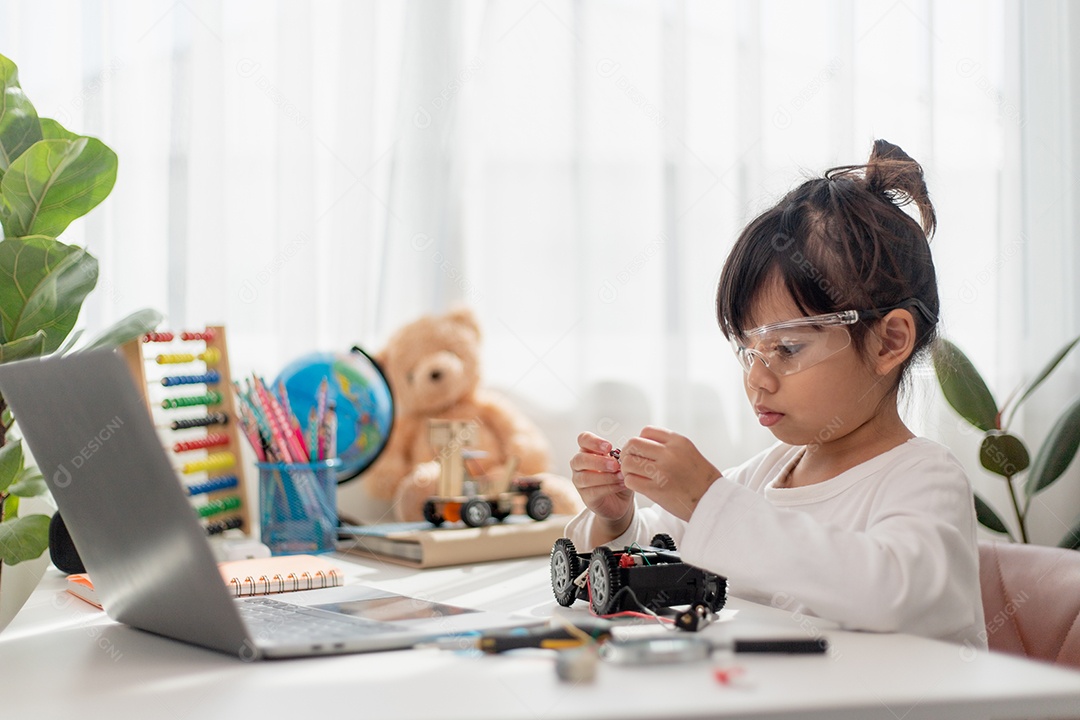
left=730, top=300, right=935, bottom=377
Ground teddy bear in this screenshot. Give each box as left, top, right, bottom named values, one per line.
left=359, top=307, right=582, bottom=523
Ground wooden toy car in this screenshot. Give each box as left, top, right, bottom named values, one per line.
left=550, top=534, right=727, bottom=616
left=421, top=420, right=554, bottom=528
left=422, top=476, right=553, bottom=527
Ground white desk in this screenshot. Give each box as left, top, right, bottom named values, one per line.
left=2, top=554, right=1079, bottom=720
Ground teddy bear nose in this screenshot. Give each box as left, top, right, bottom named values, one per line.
left=430, top=369, right=443, bottom=381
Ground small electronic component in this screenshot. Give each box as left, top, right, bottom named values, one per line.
left=609, top=448, right=621, bottom=461
left=674, top=603, right=715, bottom=632
left=555, top=645, right=600, bottom=683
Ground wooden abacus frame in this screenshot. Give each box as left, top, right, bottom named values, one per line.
left=121, top=325, right=252, bottom=536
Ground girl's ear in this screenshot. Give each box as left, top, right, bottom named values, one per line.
left=873, top=310, right=917, bottom=376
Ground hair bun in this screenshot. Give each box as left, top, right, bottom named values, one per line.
left=865, top=139, right=936, bottom=238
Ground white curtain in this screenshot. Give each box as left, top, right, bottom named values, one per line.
left=5, top=0, right=1076, bottom=538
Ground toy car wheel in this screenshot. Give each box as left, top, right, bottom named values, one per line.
left=588, top=546, right=622, bottom=615
left=703, top=575, right=728, bottom=612
left=525, top=492, right=553, bottom=521
left=422, top=500, right=444, bottom=526
left=461, top=498, right=492, bottom=527
left=550, top=538, right=581, bottom=607
left=650, top=533, right=677, bottom=552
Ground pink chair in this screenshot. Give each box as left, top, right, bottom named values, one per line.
left=978, top=540, right=1080, bottom=668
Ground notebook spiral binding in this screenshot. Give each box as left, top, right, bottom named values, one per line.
left=227, top=569, right=343, bottom=597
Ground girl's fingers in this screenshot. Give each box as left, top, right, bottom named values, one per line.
left=573, top=469, right=624, bottom=491
left=638, top=425, right=673, bottom=442
left=622, top=435, right=664, bottom=462
left=574, top=462, right=626, bottom=490
left=577, top=431, right=612, bottom=454
left=570, top=450, right=621, bottom=475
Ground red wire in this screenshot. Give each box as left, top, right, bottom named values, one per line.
left=584, top=571, right=673, bottom=623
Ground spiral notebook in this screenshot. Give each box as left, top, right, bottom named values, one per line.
left=67, top=555, right=344, bottom=608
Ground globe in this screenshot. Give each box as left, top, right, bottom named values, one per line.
left=273, top=347, right=394, bottom=483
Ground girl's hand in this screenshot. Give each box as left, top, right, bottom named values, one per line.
left=570, top=432, right=635, bottom=538
left=620, top=426, right=721, bottom=522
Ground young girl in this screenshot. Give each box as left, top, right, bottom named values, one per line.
left=568, top=140, right=986, bottom=648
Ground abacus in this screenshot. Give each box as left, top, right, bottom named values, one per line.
left=120, top=326, right=252, bottom=536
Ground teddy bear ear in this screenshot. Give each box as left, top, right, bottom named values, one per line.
left=371, top=345, right=391, bottom=370
left=445, top=306, right=481, bottom=339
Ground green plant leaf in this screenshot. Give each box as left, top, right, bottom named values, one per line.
left=979, top=432, right=1030, bottom=478
left=38, top=117, right=78, bottom=141
left=1060, top=515, right=1080, bottom=550
left=1006, top=335, right=1080, bottom=427
left=0, top=438, right=23, bottom=494
left=973, top=492, right=1013, bottom=538
left=80, top=308, right=164, bottom=352
left=2, top=493, right=18, bottom=520
left=933, top=340, right=999, bottom=432
left=1024, top=395, right=1080, bottom=500
left=0, top=137, right=117, bottom=238
left=8, top=466, right=45, bottom=497
left=0, top=330, right=45, bottom=363
left=0, top=236, right=98, bottom=353
left=0, top=54, right=43, bottom=178
left=0, top=513, right=50, bottom=565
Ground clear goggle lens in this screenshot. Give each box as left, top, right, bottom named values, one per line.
left=731, top=324, right=852, bottom=377
left=729, top=302, right=937, bottom=377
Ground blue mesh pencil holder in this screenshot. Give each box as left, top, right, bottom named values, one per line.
left=258, top=459, right=341, bottom=555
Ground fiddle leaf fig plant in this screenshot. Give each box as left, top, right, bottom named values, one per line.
left=933, top=337, right=1080, bottom=548
left=0, top=53, right=162, bottom=576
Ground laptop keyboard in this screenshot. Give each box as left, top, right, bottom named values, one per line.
left=237, top=596, right=391, bottom=642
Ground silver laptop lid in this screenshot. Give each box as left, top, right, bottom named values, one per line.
left=0, top=350, right=254, bottom=657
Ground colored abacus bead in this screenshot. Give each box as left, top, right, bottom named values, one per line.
left=161, top=391, right=223, bottom=409
left=156, top=353, right=193, bottom=364
left=155, top=348, right=220, bottom=365
left=181, top=452, right=236, bottom=475
left=143, top=331, right=175, bottom=343
left=173, top=433, right=231, bottom=453
left=181, top=329, right=216, bottom=341
left=170, top=413, right=229, bottom=430
left=186, top=475, right=239, bottom=496
left=197, top=495, right=242, bottom=518
left=161, top=371, right=221, bottom=387
left=205, top=516, right=243, bottom=535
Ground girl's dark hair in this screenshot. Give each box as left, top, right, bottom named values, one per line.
left=716, top=139, right=939, bottom=389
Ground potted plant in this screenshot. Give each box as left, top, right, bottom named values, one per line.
left=933, top=337, right=1080, bottom=548
left=0, top=52, right=162, bottom=611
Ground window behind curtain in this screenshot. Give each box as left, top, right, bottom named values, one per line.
left=0, top=0, right=1035, bottom=498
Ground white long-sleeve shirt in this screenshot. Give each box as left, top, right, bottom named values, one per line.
left=565, top=438, right=987, bottom=648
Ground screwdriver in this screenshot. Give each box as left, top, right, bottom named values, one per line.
left=423, top=622, right=613, bottom=654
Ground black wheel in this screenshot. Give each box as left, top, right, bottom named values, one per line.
left=550, top=538, right=581, bottom=607
left=525, top=492, right=553, bottom=521
left=422, top=500, right=444, bottom=526
left=461, top=498, right=492, bottom=527
left=588, top=546, right=623, bottom=615
left=651, top=533, right=677, bottom=551
left=703, top=575, right=727, bottom=612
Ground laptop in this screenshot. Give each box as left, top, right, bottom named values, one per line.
left=0, top=349, right=535, bottom=660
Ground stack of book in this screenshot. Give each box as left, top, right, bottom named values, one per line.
left=336, top=516, right=570, bottom=569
